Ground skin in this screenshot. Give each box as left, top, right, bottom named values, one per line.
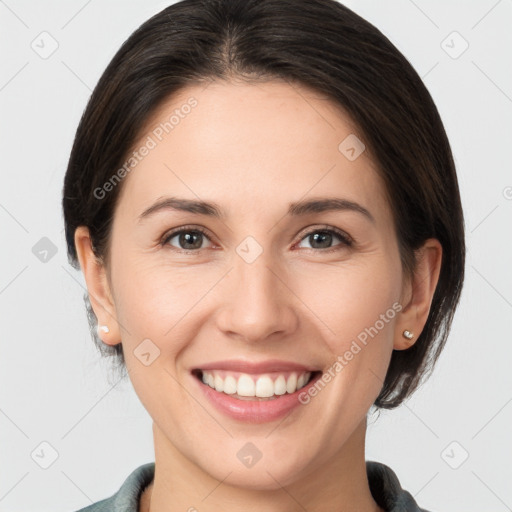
left=75, top=80, right=442, bottom=512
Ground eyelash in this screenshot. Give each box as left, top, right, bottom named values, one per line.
left=160, top=224, right=354, bottom=254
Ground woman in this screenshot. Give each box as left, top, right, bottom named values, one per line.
left=62, top=0, right=465, bottom=510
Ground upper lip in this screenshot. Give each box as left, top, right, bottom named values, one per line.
left=193, top=359, right=319, bottom=374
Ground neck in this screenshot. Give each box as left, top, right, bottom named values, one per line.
left=142, top=417, right=382, bottom=512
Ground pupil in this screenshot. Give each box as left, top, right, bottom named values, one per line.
left=311, top=232, right=331, bottom=248
left=181, top=232, right=202, bottom=249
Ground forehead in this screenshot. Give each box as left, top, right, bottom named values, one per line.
left=116, top=79, right=390, bottom=222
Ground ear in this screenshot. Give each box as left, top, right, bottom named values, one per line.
left=74, top=226, right=121, bottom=346
left=394, top=238, right=443, bottom=350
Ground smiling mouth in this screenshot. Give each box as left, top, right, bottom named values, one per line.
left=192, top=369, right=321, bottom=401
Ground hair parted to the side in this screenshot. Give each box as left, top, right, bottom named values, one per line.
left=62, top=0, right=465, bottom=408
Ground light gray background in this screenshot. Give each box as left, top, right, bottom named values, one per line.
left=1, top=1, right=511, bottom=511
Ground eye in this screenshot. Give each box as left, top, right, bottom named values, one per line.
left=295, top=226, right=353, bottom=252
left=161, top=226, right=213, bottom=252
left=160, top=224, right=354, bottom=253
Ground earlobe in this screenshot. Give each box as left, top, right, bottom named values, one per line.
left=394, top=239, right=443, bottom=350
left=74, top=226, right=121, bottom=346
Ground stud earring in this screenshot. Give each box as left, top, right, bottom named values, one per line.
left=402, top=330, right=414, bottom=340
left=98, top=325, right=110, bottom=334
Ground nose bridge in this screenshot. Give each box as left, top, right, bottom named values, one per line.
left=238, top=248, right=279, bottom=302
left=218, top=241, right=297, bottom=342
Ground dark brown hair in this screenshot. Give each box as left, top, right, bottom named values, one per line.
left=62, top=0, right=465, bottom=408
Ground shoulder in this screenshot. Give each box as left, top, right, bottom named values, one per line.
left=71, top=462, right=155, bottom=512
left=366, top=460, right=431, bottom=512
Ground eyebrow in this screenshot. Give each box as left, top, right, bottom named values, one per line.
left=137, top=196, right=375, bottom=224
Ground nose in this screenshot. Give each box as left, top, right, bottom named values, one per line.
left=215, top=250, right=299, bottom=345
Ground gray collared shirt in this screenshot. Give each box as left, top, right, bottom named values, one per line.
left=73, top=461, right=430, bottom=512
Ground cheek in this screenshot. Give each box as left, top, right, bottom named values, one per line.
left=109, top=254, right=202, bottom=349
left=292, top=257, right=401, bottom=376
left=286, top=262, right=401, bottom=440
left=110, top=256, right=206, bottom=416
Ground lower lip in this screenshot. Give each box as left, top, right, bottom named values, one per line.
left=193, top=372, right=322, bottom=423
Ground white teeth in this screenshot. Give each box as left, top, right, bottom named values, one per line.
left=286, top=373, right=297, bottom=394
left=237, top=374, right=255, bottom=396
left=214, top=374, right=224, bottom=392
left=274, top=375, right=287, bottom=395
left=223, top=375, right=237, bottom=394
left=255, top=375, right=274, bottom=397
left=199, top=370, right=312, bottom=398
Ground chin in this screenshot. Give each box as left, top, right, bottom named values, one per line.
left=211, top=462, right=307, bottom=491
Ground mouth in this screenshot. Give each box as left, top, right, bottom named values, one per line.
left=191, top=368, right=322, bottom=401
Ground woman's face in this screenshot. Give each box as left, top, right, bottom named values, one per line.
left=87, top=80, right=414, bottom=488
